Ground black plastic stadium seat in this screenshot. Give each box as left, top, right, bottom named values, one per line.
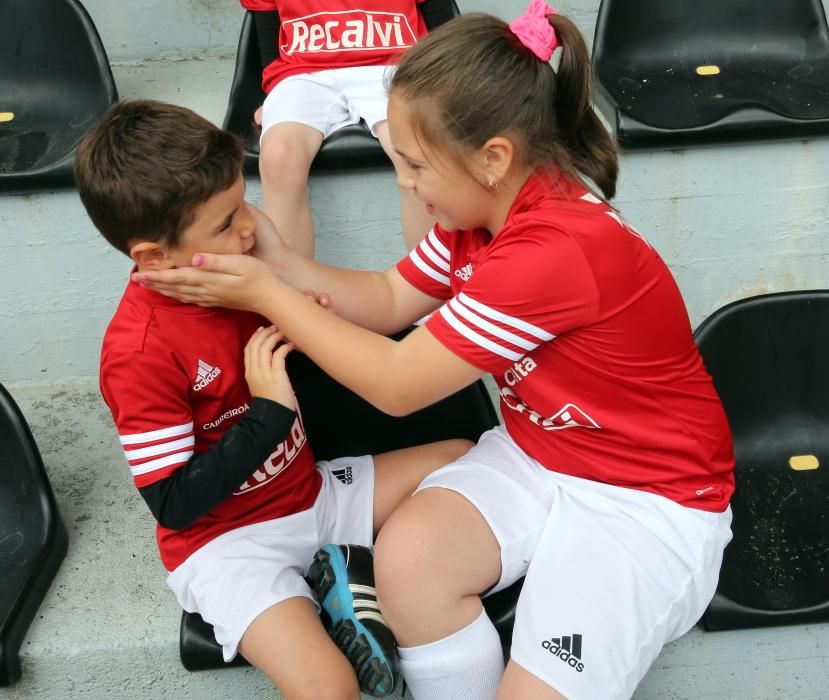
left=592, top=0, right=829, bottom=148
left=0, top=383, right=68, bottom=686
left=0, top=0, right=117, bottom=194
left=223, top=2, right=458, bottom=175
left=179, top=332, right=520, bottom=671
left=694, top=291, right=829, bottom=631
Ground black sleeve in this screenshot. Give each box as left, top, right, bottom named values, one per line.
left=138, top=398, right=296, bottom=531
left=419, top=0, right=457, bottom=31
left=252, top=10, right=281, bottom=69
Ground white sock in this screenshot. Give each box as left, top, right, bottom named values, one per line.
left=397, top=609, right=505, bottom=700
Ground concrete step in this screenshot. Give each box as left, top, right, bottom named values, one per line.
left=2, top=379, right=828, bottom=699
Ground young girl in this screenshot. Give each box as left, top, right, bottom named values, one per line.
left=241, top=0, right=454, bottom=258
left=137, top=3, right=735, bottom=698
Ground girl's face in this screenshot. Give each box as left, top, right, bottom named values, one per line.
left=388, top=94, right=496, bottom=233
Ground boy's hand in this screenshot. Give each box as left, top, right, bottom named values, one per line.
left=244, top=326, right=295, bottom=410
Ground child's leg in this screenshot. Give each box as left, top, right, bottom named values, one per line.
left=307, top=439, right=472, bottom=696
left=239, top=596, right=360, bottom=700
left=259, top=122, right=324, bottom=258
left=375, top=488, right=506, bottom=700
left=374, top=119, right=437, bottom=251
left=371, top=438, right=473, bottom=534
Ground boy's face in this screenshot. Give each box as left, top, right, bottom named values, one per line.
left=165, top=176, right=255, bottom=268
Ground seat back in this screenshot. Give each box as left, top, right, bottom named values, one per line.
left=0, top=0, right=117, bottom=193
left=695, top=291, right=829, bottom=630
left=592, top=0, right=829, bottom=146
left=180, top=333, right=501, bottom=670
left=0, top=383, right=68, bottom=686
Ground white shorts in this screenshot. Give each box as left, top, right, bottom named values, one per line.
left=167, top=456, right=374, bottom=661
left=416, top=426, right=733, bottom=700
left=261, top=65, right=392, bottom=140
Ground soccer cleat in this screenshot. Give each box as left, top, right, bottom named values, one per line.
left=308, top=544, right=398, bottom=697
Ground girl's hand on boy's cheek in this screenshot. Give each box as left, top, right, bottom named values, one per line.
left=247, top=204, right=285, bottom=265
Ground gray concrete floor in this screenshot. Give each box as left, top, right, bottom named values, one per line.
left=3, top=378, right=828, bottom=699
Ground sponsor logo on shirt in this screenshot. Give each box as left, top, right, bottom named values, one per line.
left=203, top=402, right=249, bottom=430
left=193, top=359, right=221, bottom=391
left=454, top=262, right=474, bottom=281
left=503, top=357, right=537, bottom=386
left=541, top=633, right=585, bottom=673
left=234, top=418, right=307, bottom=494
left=281, top=11, right=417, bottom=55
left=501, top=387, right=601, bottom=431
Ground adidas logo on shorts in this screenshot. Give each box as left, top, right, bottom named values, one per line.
left=541, top=633, right=585, bottom=673
left=332, top=466, right=353, bottom=485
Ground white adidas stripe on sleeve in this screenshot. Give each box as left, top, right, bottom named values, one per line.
left=124, top=435, right=195, bottom=461
left=129, top=450, right=194, bottom=477
left=410, top=248, right=451, bottom=286
left=457, top=293, right=555, bottom=341
left=449, top=297, right=539, bottom=352
left=419, top=236, right=451, bottom=272
left=439, top=305, right=524, bottom=361
left=119, top=421, right=194, bottom=446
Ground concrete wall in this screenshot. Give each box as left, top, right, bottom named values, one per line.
left=1, top=0, right=828, bottom=383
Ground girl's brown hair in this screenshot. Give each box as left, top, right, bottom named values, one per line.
left=390, top=12, right=618, bottom=199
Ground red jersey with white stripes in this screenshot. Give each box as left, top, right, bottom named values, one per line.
left=240, top=0, right=427, bottom=93
left=397, top=171, right=734, bottom=512
left=100, top=280, right=321, bottom=570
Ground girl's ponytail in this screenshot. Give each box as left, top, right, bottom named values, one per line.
left=390, top=9, right=618, bottom=201
left=549, top=14, right=618, bottom=200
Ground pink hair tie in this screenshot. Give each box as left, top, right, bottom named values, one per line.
left=509, top=0, right=559, bottom=62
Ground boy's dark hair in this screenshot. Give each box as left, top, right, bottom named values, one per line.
left=390, top=12, right=618, bottom=200
left=74, top=99, right=244, bottom=255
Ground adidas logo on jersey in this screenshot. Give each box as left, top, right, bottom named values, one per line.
left=454, top=262, right=474, bottom=281
left=332, top=466, right=353, bottom=485
left=193, top=359, right=221, bottom=391
left=541, top=633, right=585, bottom=673
left=282, top=12, right=417, bottom=55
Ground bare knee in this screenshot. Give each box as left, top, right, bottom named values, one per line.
left=374, top=504, right=451, bottom=611
left=259, top=132, right=316, bottom=189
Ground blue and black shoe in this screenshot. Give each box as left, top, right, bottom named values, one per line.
left=308, top=544, right=398, bottom=698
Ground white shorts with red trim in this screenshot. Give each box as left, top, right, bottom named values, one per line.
left=416, top=426, right=732, bottom=700
left=166, top=456, right=374, bottom=661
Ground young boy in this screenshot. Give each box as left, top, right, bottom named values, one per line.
left=74, top=99, right=471, bottom=698
left=240, top=0, right=456, bottom=258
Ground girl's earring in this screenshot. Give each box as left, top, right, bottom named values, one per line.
left=488, top=176, right=499, bottom=191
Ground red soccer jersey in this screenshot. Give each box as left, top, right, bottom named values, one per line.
left=100, top=279, right=321, bottom=570
left=397, top=171, right=734, bottom=512
left=240, top=0, right=427, bottom=93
